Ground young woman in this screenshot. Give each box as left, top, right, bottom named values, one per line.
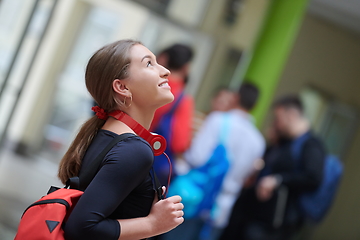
left=58, top=39, right=184, bottom=240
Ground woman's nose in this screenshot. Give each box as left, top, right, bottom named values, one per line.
left=160, top=65, right=170, bottom=78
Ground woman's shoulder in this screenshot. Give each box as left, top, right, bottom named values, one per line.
left=104, top=132, right=154, bottom=167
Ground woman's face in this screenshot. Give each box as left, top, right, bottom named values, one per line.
left=125, top=44, right=174, bottom=110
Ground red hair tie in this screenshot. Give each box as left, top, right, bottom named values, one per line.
left=91, top=106, right=108, bottom=120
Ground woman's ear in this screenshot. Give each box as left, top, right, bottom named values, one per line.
left=113, top=79, right=131, bottom=98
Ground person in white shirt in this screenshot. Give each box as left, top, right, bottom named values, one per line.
left=185, top=83, right=266, bottom=239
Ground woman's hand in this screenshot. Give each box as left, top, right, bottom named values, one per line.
left=147, top=194, right=184, bottom=235
left=117, top=192, right=184, bottom=240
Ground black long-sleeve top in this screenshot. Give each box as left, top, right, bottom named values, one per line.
left=261, top=133, right=325, bottom=193
left=64, top=130, right=155, bottom=240
left=219, top=132, right=326, bottom=240
left=254, top=131, right=326, bottom=224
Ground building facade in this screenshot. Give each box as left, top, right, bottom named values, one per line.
left=1, top=0, right=360, bottom=239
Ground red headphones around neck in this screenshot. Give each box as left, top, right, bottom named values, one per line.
left=108, top=111, right=167, bottom=156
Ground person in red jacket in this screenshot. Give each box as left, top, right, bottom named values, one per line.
left=150, top=44, right=194, bottom=186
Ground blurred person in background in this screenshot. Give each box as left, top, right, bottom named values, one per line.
left=150, top=43, right=194, bottom=186
left=163, top=83, right=265, bottom=240
left=191, top=88, right=237, bottom=141
left=210, top=88, right=238, bottom=112
left=58, top=39, right=184, bottom=240
left=219, top=95, right=325, bottom=240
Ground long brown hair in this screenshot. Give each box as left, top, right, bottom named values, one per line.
left=58, top=39, right=141, bottom=184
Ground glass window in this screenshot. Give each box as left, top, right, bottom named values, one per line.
left=300, top=87, right=358, bottom=157
left=319, top=102, right=358, bottom=157
left=132, top=0, right=170, bottom=14
left=43, top=7, right=123, bottom=156
left=0, top=0, right=35, bottom=86
left=0, top=0, right=56, bottom=141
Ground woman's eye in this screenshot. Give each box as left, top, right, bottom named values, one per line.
left=147, top=61, right=152, bottom=67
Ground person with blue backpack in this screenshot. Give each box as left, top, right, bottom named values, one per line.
left=220, top=95, right=342, bottom=240
left=163, top=83, right=265, bottom=240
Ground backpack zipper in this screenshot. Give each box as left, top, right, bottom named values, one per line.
left=22, top=199, right=70, bottom=218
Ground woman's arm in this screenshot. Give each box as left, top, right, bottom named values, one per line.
left=117, top=196, right=184, bottom=240
left=65, top=138, right=183, bottom=240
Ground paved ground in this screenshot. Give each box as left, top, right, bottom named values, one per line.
left=0, top=146, right=62, bottom=239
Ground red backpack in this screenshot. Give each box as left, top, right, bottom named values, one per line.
left=14, top=133, right=137, bottom=240
left=14, top=188, right=82, bottom=240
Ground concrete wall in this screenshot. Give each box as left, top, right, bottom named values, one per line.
left=273, top=13, right=360, bottom=240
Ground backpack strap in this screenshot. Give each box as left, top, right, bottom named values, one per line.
left=291, top=131, right=312, bottom=162
left=219, top=113, right=231, bottom=144
left=151, top=167, right=164, bottom=200
left=73, top=133, right=136, bottom=190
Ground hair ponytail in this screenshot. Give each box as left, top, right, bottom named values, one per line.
left=57, top=39, right=142, bottom=184
left=58, top=116, right=105, bottom=184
